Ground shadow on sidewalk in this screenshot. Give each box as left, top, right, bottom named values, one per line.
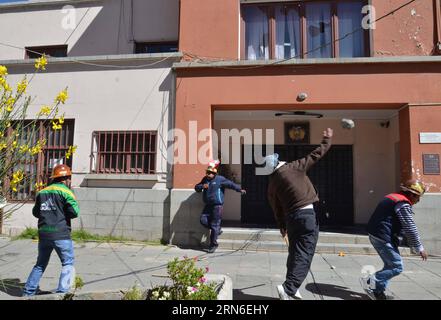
left=305, top=283, right=370, bottom=300
left=233, top=289, right=278, bottom=300
left=0, top=278, right=25, bottom=297
left=0, top=278, right=54, bottom=297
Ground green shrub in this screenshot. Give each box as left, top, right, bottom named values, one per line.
left=147, top=256, right=218, bottom=300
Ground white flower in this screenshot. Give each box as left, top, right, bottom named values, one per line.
left=163, top=291, right=170, bottom=298
left=159, top=297, right=166, bottom=300
left=152, top=291, right=159, bottom=298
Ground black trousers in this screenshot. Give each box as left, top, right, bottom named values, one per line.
left=283, top=208, right=319, bottom=296
left=200, top=205, right=223, bottom=247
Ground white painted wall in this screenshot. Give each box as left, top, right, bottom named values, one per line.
left=5, top=61, right=174, bottom=188
left=214, top=117, right=399, bottom=224
left=3, top=60, right=175, bottom=235
left=0, top=0, right=179, bottom=59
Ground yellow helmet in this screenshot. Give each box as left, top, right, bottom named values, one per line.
left=400, top=179, right=426, bottom=196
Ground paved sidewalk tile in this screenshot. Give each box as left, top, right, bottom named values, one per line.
left=1, top=238, right=441, bottom=300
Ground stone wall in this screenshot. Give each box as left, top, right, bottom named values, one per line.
left=414, top=194, right=441, bottom=255
left=169, top=189, right=208, bottom=248
left=72, top=187, right=170, bottom=242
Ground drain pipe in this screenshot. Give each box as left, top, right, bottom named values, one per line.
left=435, top=0, right=441, bottom=54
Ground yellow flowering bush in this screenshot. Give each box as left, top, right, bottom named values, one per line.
left=34, top=55, right=47, bottom=71
left=0, top=59, right=76, bottom=221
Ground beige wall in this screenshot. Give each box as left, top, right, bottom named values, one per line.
left=0, top=0, right=179, bottom=59
left=214, top=117, right=399, bottom=224
left=5, top=60, right=175, bottom=189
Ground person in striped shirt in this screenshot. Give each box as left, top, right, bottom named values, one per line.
left=362, top=179, right=428, bottom=300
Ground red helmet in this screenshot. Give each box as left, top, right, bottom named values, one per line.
left=206, top=160, right=220, bottom=174
left=50, top=164, right=72, bottom=179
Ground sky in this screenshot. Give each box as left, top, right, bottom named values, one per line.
left=0, top=0, right=29, bottom=3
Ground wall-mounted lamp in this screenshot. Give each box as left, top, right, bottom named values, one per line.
left=275, top=111, right=323, bottom=118
left=380, top=121, right=390, bottom=128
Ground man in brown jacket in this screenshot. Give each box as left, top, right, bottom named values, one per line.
left=266, top=128, right=333, bottom=300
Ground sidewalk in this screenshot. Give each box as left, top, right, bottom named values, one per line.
left=1, top=237, right=440, bottom=300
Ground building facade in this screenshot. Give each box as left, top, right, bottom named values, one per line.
left=1, top=0, right=441, bottom=254
left=172, top=0, right=441, bottom=253
left=1, top=0, right=180, bottom=241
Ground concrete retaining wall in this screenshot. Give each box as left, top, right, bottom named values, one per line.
left=72, top=187, right=170, bottom=242
left=169, top=189, right=208, bottom=247
left=414, top=194, right=441, bottom=255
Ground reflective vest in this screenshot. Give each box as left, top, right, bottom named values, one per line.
left=367, top=193, right=411, bottom=245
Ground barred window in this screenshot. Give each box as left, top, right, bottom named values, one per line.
left=90, top=131, right=157, bottom=174
left=6, top=120, right=75, bottom=201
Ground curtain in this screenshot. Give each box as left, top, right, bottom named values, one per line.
left=338, top=1, right=365, bottom=57
left=306, top=2, right=332, bottom=58
left=275, top=6, right=300, bottom=59
left=244, top=6, right=269, bottom=60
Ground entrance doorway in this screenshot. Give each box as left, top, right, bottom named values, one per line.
left=241, top=145, right=354, bottom=228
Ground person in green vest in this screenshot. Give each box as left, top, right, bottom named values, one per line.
left=23, top=164, right=79, bottom=296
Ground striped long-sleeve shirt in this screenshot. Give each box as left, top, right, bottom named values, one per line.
left=395, top=202, right=424, bottom=253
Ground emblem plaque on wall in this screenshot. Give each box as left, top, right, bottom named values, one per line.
left=285, top=122, right=310, bottom=144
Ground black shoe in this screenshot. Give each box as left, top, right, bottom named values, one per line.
left=373, top=291, right=394, bottom=300
left=207, top=246, right=218, bottom=254
left=218, top=229, right=223, bottom=236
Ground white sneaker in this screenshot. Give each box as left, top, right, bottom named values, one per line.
left=277, top=285, right=302, bottom=300
left=359, top=276, right=376, bottom=300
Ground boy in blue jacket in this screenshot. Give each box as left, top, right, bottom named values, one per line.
left=195, top=162, right=246, bottom=253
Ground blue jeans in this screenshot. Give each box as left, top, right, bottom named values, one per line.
left=369, top=235, right=403, bottom=293
left=23, top=239, right=75, bottom=296
left=200, top=205, right=223, bottom=247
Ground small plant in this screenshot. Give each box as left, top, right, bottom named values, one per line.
left=147, top=256, right=218, bottom=300
left=74, top=275, right=84, bottom=290
left=122, top=283, right=144, bottom=300
left=12, top=227, right=38, bottom=240
left=63, top=275, right=84, bottom=300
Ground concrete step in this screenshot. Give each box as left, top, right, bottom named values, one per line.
left=219, top=228, right=370, bottom=244
left=217, top=238, right=412, bottom=255
left=217, top=228, right=412, bottom=255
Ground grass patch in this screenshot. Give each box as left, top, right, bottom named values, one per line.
left=12, top=227, right=38, bottom=240
left=12, top=228, right=164, bottom=246
left=71, top=229, right=127, bottom=243
left=71, top=229, right=163, bottom=245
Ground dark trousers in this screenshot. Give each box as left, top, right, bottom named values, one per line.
left=200, top=204, right=223, bottom=247
left=283, top=208, right=319, bottom=296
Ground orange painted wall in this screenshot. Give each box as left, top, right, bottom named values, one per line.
left=179, top=0, right=239, bottom=60
left=372, top=0, right=436, bottom=57
left=179, top=0, right=439, bottom=60
left=408, top=105, right=441, bottom=192
left=174, top=62, right=441, bottom=188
